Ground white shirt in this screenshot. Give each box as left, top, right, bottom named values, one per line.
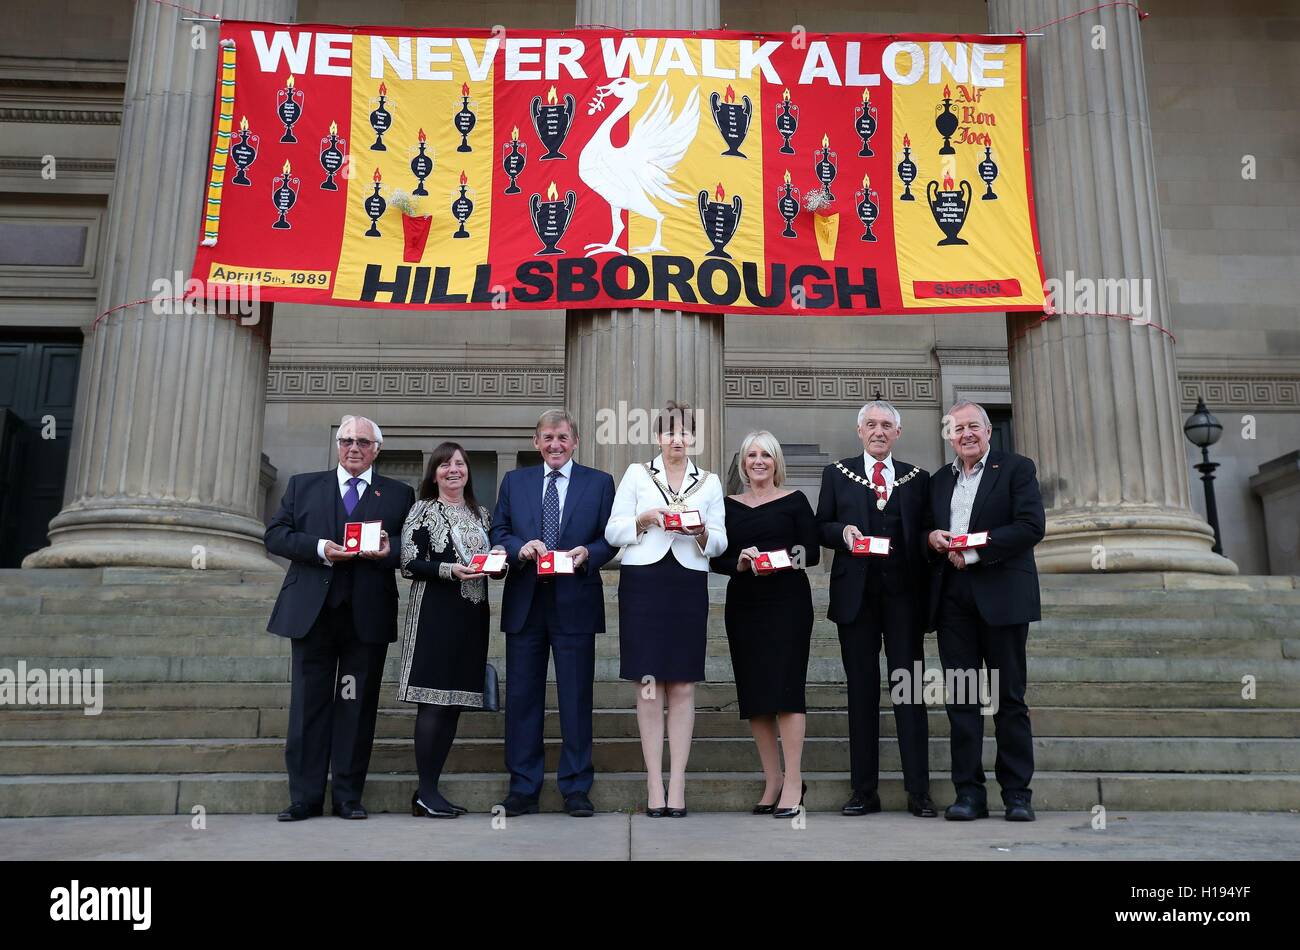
left=949, top=449, right=990, bottom=564
left=605, top=455, right=727, bottom=570
left=541, top=458, right=574, bottom=519
left=863, top=451, right=895, bottom=501
left=318, top=466, right=374, bottom=565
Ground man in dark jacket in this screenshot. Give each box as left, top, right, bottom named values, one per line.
left=265, top=414, right=415, bottom=822
left=817, top=400, right=936, bottom=819
left=927, top=400, right=1045, bottom=822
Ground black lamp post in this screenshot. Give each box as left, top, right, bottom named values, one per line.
left=1183, top=396, right=1224, bottom=555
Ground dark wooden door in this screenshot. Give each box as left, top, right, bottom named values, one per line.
left=0, top=335, right=82, bottom=567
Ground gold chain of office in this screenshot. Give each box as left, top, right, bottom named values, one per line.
left=835, top=461, right=921, bottom=510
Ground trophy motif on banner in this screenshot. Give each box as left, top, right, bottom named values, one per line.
left=276, top=75, right=304, bottom=144
left=855, top=174, right=879, bottom=242
left=271, top=160, right=299, bottom=229
left=897, top=133, right=918, bottom=201
left=369, top=82, right=392, bottom=151
left=698, top=182, right=742, bottom=258
left=451, top=170, right=474, bottom=238
left=319, top=121, right=346, bottom=191
left=776, top=170, right=801, bottom=238
left=231, top=116, right=258, bottom=186
left=531, top=86, right=575, bottom=160
left=774, top=88, right=798, bottom=155
left=409, top=128, right=433, bottom=196
left=935, top=85, right=958, bottom=155
left=454, top=83, right=477, bottom=153
left=363, top=168, right=386, bottom=237
left=502, top=126, right=527, bottom=195
left=978, top=145, right=1000, bottom=200
left=530, top=181, right=576, bottom=255
left=814, top=135, right=838, bottom=201
left=927, top=167, right=972, bottom=246
left=710, top=85, right=752, bottom=158
left=854, top=88, right=878, bottom=157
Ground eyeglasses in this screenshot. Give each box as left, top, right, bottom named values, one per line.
left=337, top=438, right=375, bottom=449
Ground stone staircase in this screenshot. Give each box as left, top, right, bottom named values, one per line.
left=1, top=567, right=1298, bottom=815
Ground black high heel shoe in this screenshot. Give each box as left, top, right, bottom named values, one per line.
left=667, top=806, right=688, bottom=817
left=772, top=782, right=807, bottom=820
left=646, top=805, right=668, bottom=817
left=752, top=785, right=783, bottom=815
left=412, top=790, right=458, bottom=819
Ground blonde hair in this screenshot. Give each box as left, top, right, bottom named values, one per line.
left=737, top=430, right=786, bottom=488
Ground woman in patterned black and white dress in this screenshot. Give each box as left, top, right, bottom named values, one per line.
left=398, top=441, right=504, bottom=818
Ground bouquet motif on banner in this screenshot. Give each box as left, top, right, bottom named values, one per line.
left=192, top=24, right=1044, bottom=315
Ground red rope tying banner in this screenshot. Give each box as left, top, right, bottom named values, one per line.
left=1012, top=310, right=1176, bottom=345
left=1019, top=2, right=1149, bottom=36
left=136, top=0, right=221, bottom=19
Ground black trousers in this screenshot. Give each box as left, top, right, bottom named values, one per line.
left=505, top=583, right=596, bottom=800
left=836, top=574, right=930, bottom=796
left=285, top=602, right=389, bottom=805
left=936, top=567, right=1034, bottom=804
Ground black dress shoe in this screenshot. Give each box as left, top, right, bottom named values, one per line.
left=496, top=793, right=540, bottom=817
left=332, top=800, right=367, bottom=820
left=944, top=796, right=990, bottom=821
left=773, top=782, right=807, bottom=820
left=1004, top=799, right=1036, bottom=822
left=667, top=807, right=688, bottom=817
left=907, top=793, right=938, bottom=818
left=564, top=792, right=595, bottom=817
left=646, top=806, right=668, bottom=817
left=840, top=791, right=882, bottom=816
left=411, top=791, right=457, bottom=819
left=276, top=802, right=323, bottom=822
left=752, top=786, right=782, bottom=815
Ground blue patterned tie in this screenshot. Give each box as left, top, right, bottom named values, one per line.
left=542, top=470, right=561, bottom=550
left=343, top=476, right=361, bottom=516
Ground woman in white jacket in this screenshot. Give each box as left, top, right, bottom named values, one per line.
left=605, top=401, right=727, bottom=817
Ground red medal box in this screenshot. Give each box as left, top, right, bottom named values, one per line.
left=754, top=549, right=792, bottom=574
left=948, top=531, right=989, bottom=550
left=467, top=550, right=508, bottom=575
left=663, top=510, right=703, bottom=532
left=852, top=536, right=891, bottom=557
left=537, top=550, right=575, bottom=576
left=344, top=521, right=383, bottom=553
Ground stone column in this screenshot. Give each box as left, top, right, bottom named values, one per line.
left=567, top=0, right=726, bottom=479
left=24, top=0, right=297, bottom=571
left=987, top=0, right=1234, bottom=573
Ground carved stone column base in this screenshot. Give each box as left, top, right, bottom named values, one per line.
left=1036, top=507, right=1236, bottom=575
left=24, top=502, right=274, bottom=571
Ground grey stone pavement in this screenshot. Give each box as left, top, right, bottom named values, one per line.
left=3, top=811, right=1299, bottom=860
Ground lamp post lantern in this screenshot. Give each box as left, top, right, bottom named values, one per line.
left=1183, top=397, right=1225, bottom=555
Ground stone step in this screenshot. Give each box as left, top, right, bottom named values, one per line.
left=7, top=653, right=1298, bottom=684
left=4, top=735, right=1298, bottom=776
left=4, top=705, right=1296, bottom=741
left=7, top=678, right=1297, bottom=710
left=8, top=584, right=1300, bottom=620
left=7, top=628, right=1292, bottom=662
left=2, top=769, right=1298, bottom=817
left=9, top=606, right=1297, bottom=641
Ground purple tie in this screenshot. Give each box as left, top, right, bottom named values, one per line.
left=343, top=477, right=361, bottom=516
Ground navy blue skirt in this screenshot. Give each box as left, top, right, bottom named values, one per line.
left=618, top=554, right=709, bottom=683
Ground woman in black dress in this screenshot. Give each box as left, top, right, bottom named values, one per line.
left=711, top=431, right=820, bottom=818
left=398, top=441, right=505, bottom=818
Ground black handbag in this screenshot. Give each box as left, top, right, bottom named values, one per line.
left=482, top=662, right=501, bottom=712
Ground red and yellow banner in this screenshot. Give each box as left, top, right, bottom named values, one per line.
left=191, top=23, right=1045, bottom=316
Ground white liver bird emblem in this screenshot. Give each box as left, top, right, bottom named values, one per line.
left=578, top=78, right=701, bottom=256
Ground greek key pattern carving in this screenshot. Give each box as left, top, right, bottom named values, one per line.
left=1180, top=375, right=1300, bottom=412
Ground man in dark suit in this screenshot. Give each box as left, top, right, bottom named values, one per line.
left=490, top=409, right=616, bottom=817
left=927, top=400, right=1045, bottom=822
left=265, top=414, right=415, bottom=821
left=817, top=400, right=936, bottom=818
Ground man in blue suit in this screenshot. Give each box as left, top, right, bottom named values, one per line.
left=490, top=409, right=616, bottom=817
